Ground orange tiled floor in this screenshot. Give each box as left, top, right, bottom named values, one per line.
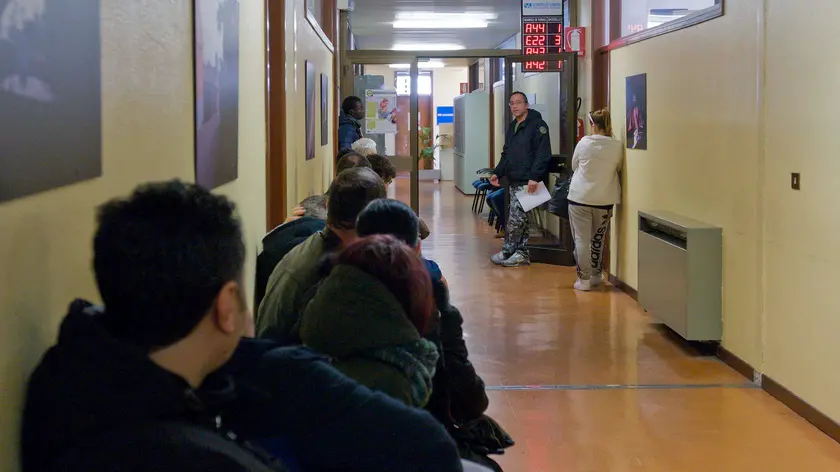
left=393, top=177, right=840, bottom=471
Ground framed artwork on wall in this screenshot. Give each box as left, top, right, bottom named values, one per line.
left=305, top=60, right=316, bottom=160
left=305, top=0, right=334, bottom=51
left=194, top=0, right=240, bottom=189
left=626, top=73, right=647, bottom=150
left=0, top=0, right=102, bottom=203
left=320, top=73, right=328, bottom=146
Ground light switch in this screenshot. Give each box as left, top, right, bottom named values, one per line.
left=791, top=173, right=801, bottom=190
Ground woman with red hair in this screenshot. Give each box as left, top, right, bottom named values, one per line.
left=299, top=234, right=439, bottom=407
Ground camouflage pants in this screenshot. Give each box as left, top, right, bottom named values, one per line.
left=502, top=185, right=529, bottom=257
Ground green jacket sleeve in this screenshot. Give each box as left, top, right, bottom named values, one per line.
left=256, top=268, right=302, bottom=345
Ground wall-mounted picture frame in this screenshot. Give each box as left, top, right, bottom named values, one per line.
left=305, top=60, right=316, bottom=160
left=625, top=73, right=647, bottom=150
left=194, top=0, right=240, bottom=189
left=320, top=73, right=329, bottom=146
left=305, top=0, right=334, bottom=51
left=0, top=0, right=102, bottom=203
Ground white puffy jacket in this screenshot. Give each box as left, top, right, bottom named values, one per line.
left=568, top=135, right=623, bottom=206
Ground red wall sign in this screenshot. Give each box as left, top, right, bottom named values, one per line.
left=459, top=83, right=469, bottom=94
left=565, top=27, right=586, bottom=56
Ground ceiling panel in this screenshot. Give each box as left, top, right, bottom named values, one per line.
left=349, top=0, right=521, bottom=51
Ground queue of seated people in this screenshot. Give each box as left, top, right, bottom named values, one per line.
left=22, top=142, right=512, bottom=472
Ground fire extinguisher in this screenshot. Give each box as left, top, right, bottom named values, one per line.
left=569, top=28, right=582, bottom=53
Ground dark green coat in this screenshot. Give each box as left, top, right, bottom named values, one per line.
left=300, top=265, right=439, bottom=407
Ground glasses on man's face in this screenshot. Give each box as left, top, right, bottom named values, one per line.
left=509, top=101, right=525, bottom=107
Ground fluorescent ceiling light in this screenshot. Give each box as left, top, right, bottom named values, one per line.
left=391, top=43, right=464, bottom=51
left=393, top=11, right=495, bottom=29
left=395, top=12, right=497, bottom=20
left=389, top=61, right=445, bottom=69
left=393, top=20, right=487, bottom=29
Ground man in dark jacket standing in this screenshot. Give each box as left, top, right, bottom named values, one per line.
left=490, top=91, right=552, bottom=267
left=22, top=181, right=289, bottom=472
left=338, top=96, right=364, bottom=151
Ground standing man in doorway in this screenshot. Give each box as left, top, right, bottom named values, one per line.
left=338, top=96, right=365, bottom=152
left=489, top=91, right=552, bottom=267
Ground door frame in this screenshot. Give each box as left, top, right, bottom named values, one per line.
left=265, top=0, right=286, bottom=230
left=346, top=50, right=571, bottom=212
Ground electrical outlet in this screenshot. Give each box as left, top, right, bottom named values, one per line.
left=753, top=371, right=763, bottom=386
left=791, top=173, right=801, bottom=190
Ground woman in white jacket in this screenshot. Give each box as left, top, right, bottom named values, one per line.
left=568, top=109, right=623, bottom=291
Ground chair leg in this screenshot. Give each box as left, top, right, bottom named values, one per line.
left=472, top=191, right=479, bottom=213
left=478, top=190, right=487, bottom=214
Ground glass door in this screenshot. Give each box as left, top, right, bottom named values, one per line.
left=347, top=57, right=421, bottom=210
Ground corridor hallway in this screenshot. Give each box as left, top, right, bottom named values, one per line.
left=395, top=178, right=840, bottom=471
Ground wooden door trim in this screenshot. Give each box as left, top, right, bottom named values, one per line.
left=265, top=0, right=287, bottom=230
left=332, top=3, right=339, bottom=160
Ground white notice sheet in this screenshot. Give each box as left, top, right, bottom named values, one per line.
left=514, top=182, right=552, bottom=212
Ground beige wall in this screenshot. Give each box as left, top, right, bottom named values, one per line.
left=762, top=0, right=840, bottom=423
left=609, top=0, right=840, bottom=423
left=284, top=0, right=336, bottom=206
left=433, top=67, right=468, bottom=180
left=609, top=1, right=764, bottom=367
left=364, top=64, right=395, bottom=83
left=492, top=81, right=506, bottom=167
left=0, top=1, right=333, bottom=470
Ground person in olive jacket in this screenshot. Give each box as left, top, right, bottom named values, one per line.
left=300, top=234, right=440, bottom=407
left=355, top=199, right=514, bottom=472
left=489, top=91, right=553, bottom=268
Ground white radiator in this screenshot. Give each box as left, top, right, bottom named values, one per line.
left=637, top=211, right=722, bottom=342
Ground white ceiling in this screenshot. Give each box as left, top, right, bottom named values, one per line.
left=349, top=0, right=521, bottom=51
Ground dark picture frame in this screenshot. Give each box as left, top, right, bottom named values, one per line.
left=608, top=1, right=724, bottom=51
left=304, top=0, right=334, bottom=51
left=320, top=73, right=329, bottom=146
left=194, top=0, right=240, bottom=189
left=625, top=73, right=647, bottom=150
left=305, top=60, right=316, bottom=160
left=0, top=0, right=102, bottom=203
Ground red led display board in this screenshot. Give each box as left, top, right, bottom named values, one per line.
left=521, top=18, right=564, bottom=73
left=522, top=60, right=564, bottom=73
left=522, top=21, right=564, bottom=54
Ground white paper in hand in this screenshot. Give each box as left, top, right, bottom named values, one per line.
left=514, top=182, right=552, bottom=212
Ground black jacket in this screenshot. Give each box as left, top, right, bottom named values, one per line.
left=22, top=300, right=288, bottom=472
left=219, top=339, right=466, bottom=472
left=493, top=109, right=553, bottom=185
left=255, top=216, right=326, bottom=309
left=425, top=278, right=489, bottom=426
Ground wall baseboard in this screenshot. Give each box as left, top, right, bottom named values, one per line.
left=761, top=374, right=840, bottom=444
left=610, top=274, right=840, bottom=445
left=608, top=274, right=638, bottom=300
left=717, top=346, right=756, bottom=381
left=717, top=349, right=840, bottom=445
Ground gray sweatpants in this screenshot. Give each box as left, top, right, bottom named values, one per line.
left=568, top=204, right=613, bottom=280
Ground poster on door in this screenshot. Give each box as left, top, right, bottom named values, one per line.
left=364, top=89, right=398, bottom=134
